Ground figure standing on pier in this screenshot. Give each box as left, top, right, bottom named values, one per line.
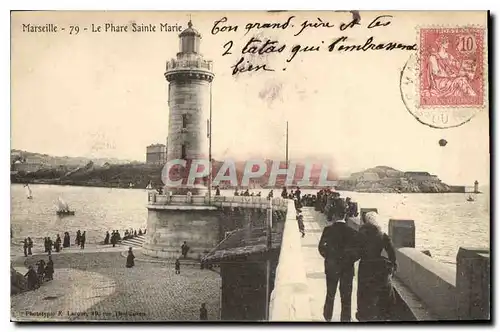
left=23, top=238, right=28, bottom=257
left=199, top=303, right=208, bottom=320
left=63, top=232, right=70, bottom=248
left=104, top=231, right=110, bottom=245
left=181, top=241, right=190, bottom=259
left=126, top=247, right=135, bottom=268
left=45, top=256, right=54, bottom=281
left=356, top=212, right=397, bottom=321
left=27, top=237, right=33, bottom=255
left=55, top=234, right=62, bottom=252
left=295, top=186, right=301, bottom=201
left=76, top=230, right=81, bottom=246
left=111, top=231, right=118, bottom=247
left=175, top=259, right=181, bottom=274
left=46, top=237, right=53, bottom=255
left=80, top=231, right=86, bottom=249
left=215, top=186, right=221, bottom=196
left=318, top=198, right=360, bottom=322
left=24, top=265, right=38, bottom=290
left=267, top=190, right=274, bottom=200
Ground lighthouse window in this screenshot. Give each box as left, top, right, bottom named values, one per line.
left=182, top=114, right=187, bottom=129
left=181, top=144, right=187, bottom=159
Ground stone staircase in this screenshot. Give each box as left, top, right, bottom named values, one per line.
left=120, top=235, right=145, bottom=248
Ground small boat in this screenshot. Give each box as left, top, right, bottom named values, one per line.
left=467, top=195, right=475, bottom=202
left=56, top=210, right=75, bottom=216
left=56, top=197, right=75, bottom=216
left=24, top=184, right=33, bottom=199
left=146, top=181, right=153, bottom=190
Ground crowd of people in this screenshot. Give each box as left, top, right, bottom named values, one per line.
left=233, top=189, right=262, bottom=197
left=103, top=228, right=146, bottom=247
left=23, top=255, right=55, bottom=291
left=296, top=191, right=398, bottom=322
left=21, top=228, right=148, bottom=257
left=22, top=230, right=88, bottom=257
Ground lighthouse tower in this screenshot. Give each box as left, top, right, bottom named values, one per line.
left=143, top=21, right=220, bottom=259
left=164, top=20, right=214, bottom=195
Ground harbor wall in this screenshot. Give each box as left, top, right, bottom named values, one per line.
left=269, top=200, right=311, bottom=321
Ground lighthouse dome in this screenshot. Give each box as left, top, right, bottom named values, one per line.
left=178, top=20, right=202, bottom=55
left=179, top=20, right=201, bottom=38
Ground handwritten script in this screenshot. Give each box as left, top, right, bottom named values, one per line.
left=211, top=15, right=417, bottom=76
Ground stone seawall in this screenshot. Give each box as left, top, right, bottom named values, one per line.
left=269, top=200, right=312, bottom=321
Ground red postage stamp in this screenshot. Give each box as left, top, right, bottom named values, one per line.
left=419, top=27, right=484, bottom=107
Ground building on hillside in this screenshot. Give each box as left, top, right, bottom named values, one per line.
left=404, top=171, right=440, bottom=182
left=146, top=144, right=166, bottom=165
left=12, top=158, right=43, bottom=173
left=350, top=172, right=380, bottom=182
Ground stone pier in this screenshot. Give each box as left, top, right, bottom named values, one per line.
left=270, top=206, right=490, bottom=321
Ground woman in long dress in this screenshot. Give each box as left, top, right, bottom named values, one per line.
left=126, top=247, right=135, bottom=268
left=356, top=212, right=398, bottom=321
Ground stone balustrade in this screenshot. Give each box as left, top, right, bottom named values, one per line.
left=166, top=59, right=213, bottom=71
left=147, top=193, right=288, bottom=211
left=269, top=199, right=312, bottom=321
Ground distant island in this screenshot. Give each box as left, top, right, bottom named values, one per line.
left=10, top=150, right=468, bottom=193
left=335, top=166, right=463, bottom=194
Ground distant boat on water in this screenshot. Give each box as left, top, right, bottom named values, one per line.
left=56, top=197, right=75, bottom=216
left=146, top=181, right=153, bottom=190
left=467, top=194, right=475, bottom=202
left=24, top=184, right=33, bottom=199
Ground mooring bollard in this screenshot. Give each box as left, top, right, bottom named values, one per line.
left=456, top=247, right=490, bottom=320
left=388, top=219, right=415, bottom=249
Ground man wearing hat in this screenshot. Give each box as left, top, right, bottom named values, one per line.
left=318, top=197, right=360, bottom=322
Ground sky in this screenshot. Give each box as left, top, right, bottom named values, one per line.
left=10, top=11, right=490, bottom=185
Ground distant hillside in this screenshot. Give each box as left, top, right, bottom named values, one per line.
left=12, top=158, right=337, bottom=189
left=10, top=149, right=137, bottom=167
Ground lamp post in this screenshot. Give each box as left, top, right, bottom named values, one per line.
left=265, top=196, right=273, bottom=320
left=208, top=81, right=213, bottom=203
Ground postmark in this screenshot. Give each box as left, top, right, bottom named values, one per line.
left=400, top=26, right=487, bottom=129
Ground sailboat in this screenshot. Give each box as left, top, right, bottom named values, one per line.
left=56, top=197, right=75, bottom=216
left=467, top=194, right=475, bottom=202
left=146, top=181, right=153, bottom=190
left=24, top=184, right=33, bottom=199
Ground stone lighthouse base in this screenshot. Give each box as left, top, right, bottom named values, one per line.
left=142, top=205, right=221, bottom=260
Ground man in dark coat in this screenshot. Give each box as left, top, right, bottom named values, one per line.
left=318, top=198, right=360, bottom=322
left=23, top=238, right=28, bottom=257
left=24, top=265, right=38, bottom=290
left=126, top=247, right=135, bottom=268
left=181, top=241, right=189, bottom=259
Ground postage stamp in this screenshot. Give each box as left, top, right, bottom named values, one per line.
left=418, top=27, right=484, bottom=108
left=400, top=25, right=487, bottom=129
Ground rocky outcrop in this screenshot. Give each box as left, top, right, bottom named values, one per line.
left=337, top=166, right=452, bottom=193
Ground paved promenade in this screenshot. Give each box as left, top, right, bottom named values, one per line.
left=11, top=250, right=221, bottom=321
left=300, top=208, right=359, bottom=322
